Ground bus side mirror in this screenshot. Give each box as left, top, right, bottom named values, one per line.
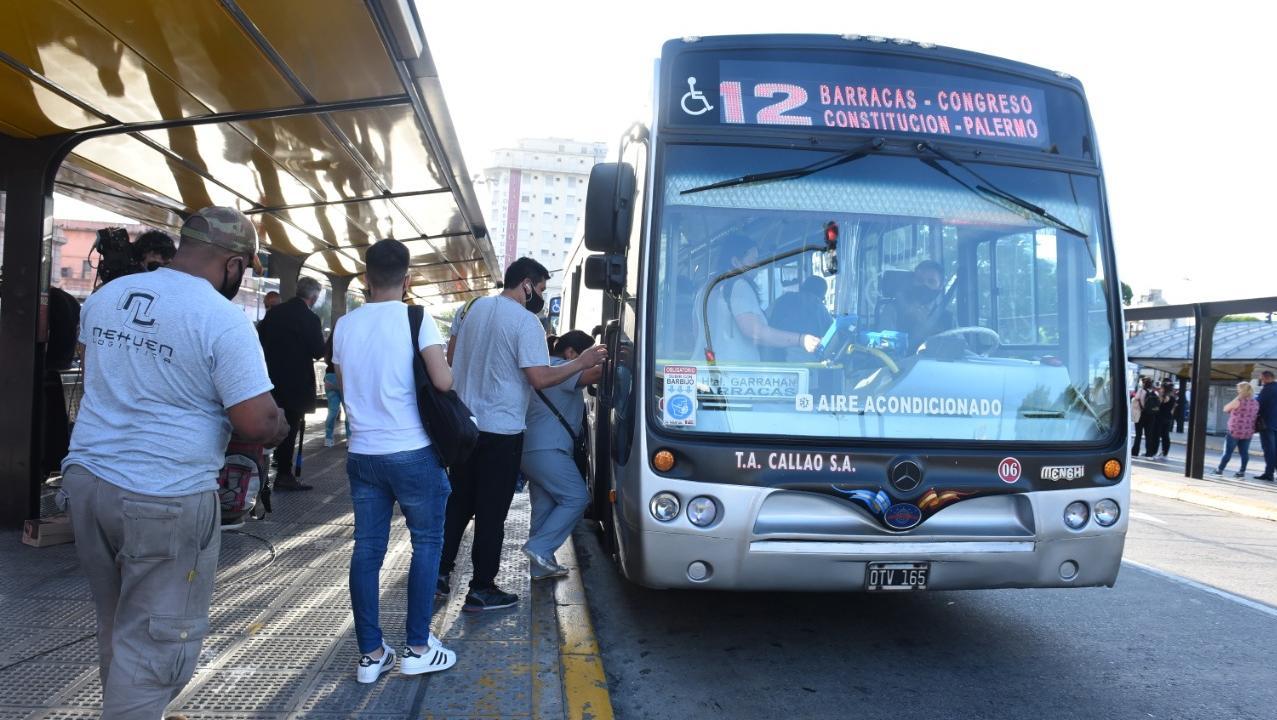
left=583, top=254, right=625, bottom=294
left=584, top=162, right=636, bottom=254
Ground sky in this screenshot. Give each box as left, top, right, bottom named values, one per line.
left=417, top=0, right=1271, bottom=305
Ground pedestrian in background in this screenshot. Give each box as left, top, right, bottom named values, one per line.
left=1255, top=370, right=1277, bottom=481
left=520, top=330, right=603, bottom=579
left=437, top=258, right=606, bottom=612
left=323, top=334, right=349, bottom=447
left=258, top=276, right=326, bottom=490
left=1213, top=381, right=1258, bottom=478
left=333, top=239, right=458, bottom=683
left=1139, top=377, right=1159, bottom=454
left=60, top=207, right=288, bottom=718
left=1155, top=380, right=1176, bottom=459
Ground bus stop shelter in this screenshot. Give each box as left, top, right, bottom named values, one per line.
left=0, top=0, right=497, bottom=527
left=1125, top=298, right=1277, bottom=479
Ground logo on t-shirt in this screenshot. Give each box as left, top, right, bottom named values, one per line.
left=118, top=289, right=160, bottom=333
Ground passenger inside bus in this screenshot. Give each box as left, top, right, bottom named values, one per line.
left=878, top=259, right=955, bottom=354
left=766, top=275, right=833, bottom=362
left=694, top=233, right=822, bottom=363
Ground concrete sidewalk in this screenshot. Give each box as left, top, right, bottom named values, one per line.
left=0, top=424, right=613, bottom=719
left=1131, top=462, right=1277, bottom=523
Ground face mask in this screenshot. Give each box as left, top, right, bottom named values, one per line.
left=524, top=282, right=545, bottom=315
left=219, top=259, right=245, bottom=300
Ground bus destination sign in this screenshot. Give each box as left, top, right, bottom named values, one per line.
left=687, top=60, right=1050, bottom=148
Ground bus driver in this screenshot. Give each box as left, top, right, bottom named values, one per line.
left=695, top=233, right=821, bottom=363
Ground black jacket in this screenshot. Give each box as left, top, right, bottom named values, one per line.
left=257, top=297, right=324, bottom=411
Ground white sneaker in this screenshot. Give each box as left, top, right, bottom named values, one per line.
left=356, top=642, right=395, bottom=683
left=401, top=634, right=456, bottom=675
left=324, top=437, right=335, bottom=447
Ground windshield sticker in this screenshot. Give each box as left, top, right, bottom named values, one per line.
left=735, top=451, right=857, bottom=474
left=696, top=365, right=809, bottom=400
left=795, top=393, right=1003, bottom=417
left=998, top=457, right=1022, bottom=484
left=662, top=365, right=698, bottom=427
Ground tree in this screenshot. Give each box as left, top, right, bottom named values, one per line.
left=1120, top=282, right=1133, bottom=307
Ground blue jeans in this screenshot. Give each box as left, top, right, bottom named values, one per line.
left=325, top=390, right=349, bottom=439
left=1216, top=435, right=1251, bottom=473
left=347, top=446, right=450, bottom=653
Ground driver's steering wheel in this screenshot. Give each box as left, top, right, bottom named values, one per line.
left=924, top=326, right=1001, bottom=355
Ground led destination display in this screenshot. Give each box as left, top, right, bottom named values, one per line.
left=697, top=60, right=1050, bottom=148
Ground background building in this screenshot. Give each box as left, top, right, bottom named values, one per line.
left=483, top=138, right=608, bottom=299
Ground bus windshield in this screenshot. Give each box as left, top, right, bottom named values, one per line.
left=651, top=143, right=1116, bottom=443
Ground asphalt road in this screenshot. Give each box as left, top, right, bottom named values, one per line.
left=573, top=489, right=1277, bottom=720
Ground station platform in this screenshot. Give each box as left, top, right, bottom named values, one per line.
left=0, top=421, right=611, bottom=719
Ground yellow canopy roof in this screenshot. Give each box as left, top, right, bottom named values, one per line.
left=0, top=0, right=496, bottom=303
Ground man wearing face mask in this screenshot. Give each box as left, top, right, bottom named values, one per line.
left=884, top=259, right=954, bottom=354
left=60, top=206, right=289, bottom=718
left=438, top=257, right=607, bottom=611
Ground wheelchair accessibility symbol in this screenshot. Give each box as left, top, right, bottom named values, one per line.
left=680, top=76, right=714, bottom=116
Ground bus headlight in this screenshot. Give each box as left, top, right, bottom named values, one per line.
left=1093, top=499, right=1121, bottom=527
left=650, top=492, right=680, bottom=522
left=686, top=496, right=718, bottom=527
left=1064, top=501, right=1090, bottom=529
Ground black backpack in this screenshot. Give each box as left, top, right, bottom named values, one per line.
left=1142, top=389, right=1161, bottom=416
left=408, top=305, right=479, bottom=468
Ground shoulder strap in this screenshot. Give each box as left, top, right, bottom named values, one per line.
left=534, top=386, right=579, bottom=444
left=408, top=304, right=423, bottom=353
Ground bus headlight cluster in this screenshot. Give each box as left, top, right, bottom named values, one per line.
left=1093, top=499, right=1121, bottom=526
left=650, top=492, right=680, bottom=522
left=1063, top=499, right=1121, bottom=529
left=686, top=496, right=718, bottom=527
left=1063, top=501, right=1090, bottom=529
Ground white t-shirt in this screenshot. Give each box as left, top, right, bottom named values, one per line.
left=332, top=301, right=444, bottom=455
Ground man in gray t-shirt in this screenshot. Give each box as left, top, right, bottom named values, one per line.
left=439, top=257, right=606, bottom=612
left=60, top=207, right=289, bottom=718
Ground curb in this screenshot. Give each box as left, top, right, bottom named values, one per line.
left=1132, top=476, right=1277, bottom=523
left=553, top=536, right=615, bottom=720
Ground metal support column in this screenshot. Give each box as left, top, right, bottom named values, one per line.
left=267, top=251, right=304, bottom=301
left=1186, top=308, right=1218, bottom=479
left=0, top=136, right=63, bottom=527
left=329, top=275, right=351, bottom=325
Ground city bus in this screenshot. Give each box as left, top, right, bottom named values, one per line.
left=566, top=34, right=1127, bottom=592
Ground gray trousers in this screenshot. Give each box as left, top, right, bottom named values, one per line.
left=61, top=465, right=220, bottom=720
left=520, top=449, right=589, bottom=557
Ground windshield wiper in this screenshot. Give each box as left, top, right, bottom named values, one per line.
left=916, top=141, right=1089, bottom=240
left=681, top=137, right=885, bottom=195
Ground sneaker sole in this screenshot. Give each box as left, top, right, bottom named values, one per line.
left=356, top=655, right=395, bottom=684
left=401, top=652, right=457, bottom=675
left=530, top=569, right=569, bottom=580
left=462, top=600, right=518, bottom=612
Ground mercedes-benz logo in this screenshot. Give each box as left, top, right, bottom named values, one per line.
left=890, top=459, right=922, bottom=492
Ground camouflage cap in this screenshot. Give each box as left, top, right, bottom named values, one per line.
left=180, top=206, right=263, bottom=272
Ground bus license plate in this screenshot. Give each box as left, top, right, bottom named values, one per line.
left=865, top=562, right=929, bottom=591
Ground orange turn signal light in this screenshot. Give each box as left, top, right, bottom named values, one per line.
left=1103, top=459, right=1122, bottom=480
left=653, top=449, right=676, bottom=472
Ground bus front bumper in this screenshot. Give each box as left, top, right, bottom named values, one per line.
left=616, top=481, right=1128, bottom=591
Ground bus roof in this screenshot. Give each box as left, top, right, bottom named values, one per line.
left=0, top=1, right=496, bottom=304
left=661, top=34, right=1086, bottom=90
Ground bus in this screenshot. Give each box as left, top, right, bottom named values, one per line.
left=567, top=34, right=1127, bottom=592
